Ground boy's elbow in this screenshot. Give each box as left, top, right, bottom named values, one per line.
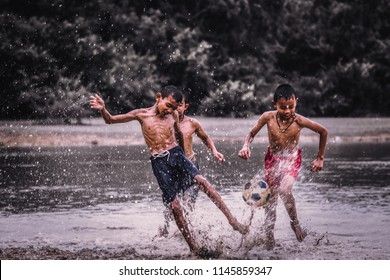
left=321, top=128, right=328, bottom=138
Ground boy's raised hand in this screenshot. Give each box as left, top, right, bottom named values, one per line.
left=89, top=94, right=105, bottom=111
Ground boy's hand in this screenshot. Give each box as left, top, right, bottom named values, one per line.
left=311, top=158, right=323, bottom=172
left=213, top=151, right=225, bottom=163
left=238, top=145, right=251, bottom=160
left=90, top=94, right=105, bottom=111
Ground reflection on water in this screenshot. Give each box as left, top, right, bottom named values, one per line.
left=0, top=142, right=390, bottom=259
left=0, top=146, right=160, bottom=213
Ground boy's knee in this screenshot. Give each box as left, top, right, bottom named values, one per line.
left=169, top=197, right=181, bottom=211
left=277, top=185, right=292, bottom=201
left=194, top=174, right=204, bottom=183
left=194, top=175, right=210, bottom=190
left=279, top=176, right=294, bottom=191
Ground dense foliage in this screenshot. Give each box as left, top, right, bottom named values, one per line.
left=1, top=0, right=389, bottom=120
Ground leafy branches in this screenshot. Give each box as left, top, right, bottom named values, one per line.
left=1, top=0, right=389, bottom=119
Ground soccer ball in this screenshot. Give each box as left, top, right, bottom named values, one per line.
left=242, top=179, right=271, bottom=208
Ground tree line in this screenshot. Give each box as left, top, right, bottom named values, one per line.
left=1, top=0, right=389, bottom=121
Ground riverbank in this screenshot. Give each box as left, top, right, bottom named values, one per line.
left=1, top=117, right=390, bottom=147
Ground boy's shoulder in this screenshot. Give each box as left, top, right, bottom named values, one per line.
left=130, top=107, right=158, bottom=121
left=186, top=117, right=208, bottom=134
left=135, top=107, right=155, bottom=115
left=293, top=113, right=313, bottom=127
left=182, top=116, right=200, bottom=125
left=293, top=113, right=305, bottom=122
left=259, top=110, right=276, bottom=120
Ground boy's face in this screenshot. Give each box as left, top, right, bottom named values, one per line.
left=273, top=97, right=297, bottom=120
left=176, top=100, right=189, bottom=117
left=156, top=94, right=180, bottom=117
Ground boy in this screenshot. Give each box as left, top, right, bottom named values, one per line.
left=177, top=94, right=226, bottom=203
left=90, top=85, right=248, bottom=256
left=238, top=84, right=328, bottom=249
left=160, top=95, right=225, bottom=236
left=178, top=95, right=225, bottom=163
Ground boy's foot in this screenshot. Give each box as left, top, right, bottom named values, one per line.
left=195, top=246, right=222, bottom=259
left=157, top=225, right=169, bottom=238
left=265, top=232, right=275, bottom=250
left=231, top=221, right=249, bottom=235
left=290, top=220, right=307, bottom=242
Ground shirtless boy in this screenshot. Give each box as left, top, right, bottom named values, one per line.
left=238, top=84, right=328, bottom=249
left=90, top=85, right=247, bottom=256
left=177, top=95, right=225, bottom=202
left=160, top=95, right=226, bottom=236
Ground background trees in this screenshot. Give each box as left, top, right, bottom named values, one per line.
left=1, top=0, right=389, bottom=120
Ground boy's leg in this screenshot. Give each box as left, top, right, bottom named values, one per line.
left=158, top=206, right=173, bottom=237
left=169, top=196, right=199, bottom=252
left=264, top=188, right=278, bottom=250
left=194, top=174, right=248, bottom=235
left=170, top=195, right=223, bottom=259
left=181, top=185, right=198, bottom=212
left=279, top=176, right=306, bottom=242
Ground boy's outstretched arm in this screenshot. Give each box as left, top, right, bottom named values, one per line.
left=90, top=94, right=113, bottom=124
left=90, top=94, right=138, bottom=124
left=298, top=116, right=328, bottom=172
left=238, top=113, right=268, bottom=160
left=238, top=132, right=254, bottom=160
left=194, top=121, right=224, bottom=162
left=311, top=125, right=328, bottom=172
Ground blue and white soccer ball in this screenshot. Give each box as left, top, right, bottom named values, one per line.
left=242, top=179, right=271, bottom=208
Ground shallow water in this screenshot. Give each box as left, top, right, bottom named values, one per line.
left=0, top=141, right=389, bottom=259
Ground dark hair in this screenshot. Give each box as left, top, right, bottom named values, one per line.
left=182, top=88, right=199, bottom=105
left=161, top=85, right=183, bottom=103
left=273, top=84, right=296, bottom=102
left=181, top=92, right=189, bottom=105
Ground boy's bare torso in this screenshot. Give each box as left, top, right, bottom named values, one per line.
left=136, top=107, right=179, bottom=154
left=264, top=111, right=302, bottom=154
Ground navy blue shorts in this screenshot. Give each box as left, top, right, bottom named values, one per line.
left=179, top=160, right=200, bottom=205
left=150, top=146, right=200, bottom=204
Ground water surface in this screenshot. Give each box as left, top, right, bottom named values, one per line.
left=1, top=141, right=389, bottom=259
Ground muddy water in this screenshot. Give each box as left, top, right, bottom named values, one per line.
left=1, top=141, right=389, bottom=259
